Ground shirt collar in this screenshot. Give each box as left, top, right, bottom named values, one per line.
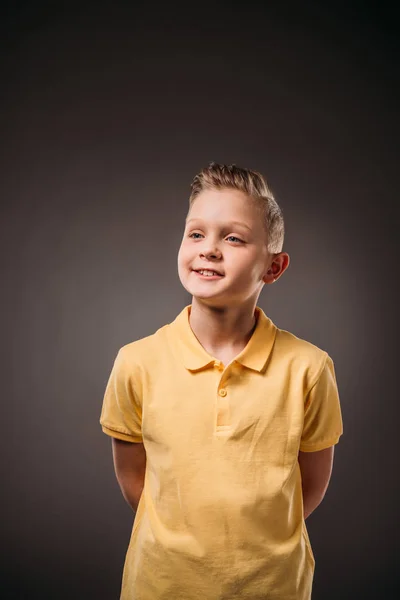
left=169, top=305, right=277, bottom=372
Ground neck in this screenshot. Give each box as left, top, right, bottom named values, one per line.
left=188, top=297, right=258, bottom=355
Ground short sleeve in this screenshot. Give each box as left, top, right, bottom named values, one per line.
left=300, top=353, right=343, bottom=452
left=99, top=348, right=143, bottom=443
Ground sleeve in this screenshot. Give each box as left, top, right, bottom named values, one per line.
left=299, top=353, right=344, bottom=452
left=99, top=348, right=143, bottom=443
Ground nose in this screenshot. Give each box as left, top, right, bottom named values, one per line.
left=199, top=245, right=222, bottom=260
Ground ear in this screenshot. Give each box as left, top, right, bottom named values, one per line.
left=263, top=252, right=290, bottom=284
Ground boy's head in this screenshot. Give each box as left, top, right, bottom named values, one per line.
left=177, top=162, right=290, bottom=308
left=189, top=162, right=284, bottom=254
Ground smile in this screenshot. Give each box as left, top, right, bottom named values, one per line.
left=193, top=269, right=224, bottom=279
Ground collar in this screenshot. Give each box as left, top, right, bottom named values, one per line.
left=169, top=305, right=277, bottom=372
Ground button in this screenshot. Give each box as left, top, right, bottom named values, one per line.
left=218, top=389, right=227, bottom=397
left=214, top=361, right=224, bottom=370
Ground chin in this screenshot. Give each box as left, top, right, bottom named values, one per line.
left=179, top=271, right=229, bottom=301
left=185, top=285, right=218, bottom=302
left=185, top=285, right=213, bottom=298
left=192, top=287, right=228, bottom=303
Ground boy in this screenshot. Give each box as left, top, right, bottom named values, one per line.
left=100, top=162, right=343, bottom=599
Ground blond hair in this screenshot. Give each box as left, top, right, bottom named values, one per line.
left=188, top=162, right=284, bottom=253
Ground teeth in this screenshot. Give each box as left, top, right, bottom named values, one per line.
left=197, top=270, right=220, bottom=276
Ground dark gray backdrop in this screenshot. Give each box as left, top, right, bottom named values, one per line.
left=1, top=2, right=398, bottom=599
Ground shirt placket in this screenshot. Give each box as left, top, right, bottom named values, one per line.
left=213, top=360, right=232, bottom=430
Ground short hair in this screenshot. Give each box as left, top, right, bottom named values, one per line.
left=188, top=162, right=285, bottom=254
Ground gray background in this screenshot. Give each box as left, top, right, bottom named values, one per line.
left=1, top=1, right=398, bottom=598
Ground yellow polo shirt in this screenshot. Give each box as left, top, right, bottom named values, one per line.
left=100, top=305, right=343, bottom=600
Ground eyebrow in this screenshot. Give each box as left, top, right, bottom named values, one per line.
left=185, top=218, right=252, bottom=231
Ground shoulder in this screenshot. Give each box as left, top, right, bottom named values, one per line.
left=274, top=325, right=329, bottom=386
left=275, top=325, right=327, bottom=360
left=116, top=322, right=171, bottom=366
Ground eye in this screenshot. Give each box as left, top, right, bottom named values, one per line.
left=188, top=232, right=203, bottom=239
left=226, top=235, right=244, bottom=243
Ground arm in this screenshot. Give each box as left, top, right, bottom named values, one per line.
left=112, top=439, right=147, bottom=512
left=298, top=446, right=334, bottom=520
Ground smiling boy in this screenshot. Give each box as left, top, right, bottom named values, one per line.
left=100, top=162, right=344, bottom=599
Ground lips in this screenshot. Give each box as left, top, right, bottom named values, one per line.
left=192, top=268, right=224, bottom=276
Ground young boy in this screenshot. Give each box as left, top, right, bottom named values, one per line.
left=100, top=162, right=343, bottom=600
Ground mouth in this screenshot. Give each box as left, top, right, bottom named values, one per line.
left=192, top=268, right=224, bottom=279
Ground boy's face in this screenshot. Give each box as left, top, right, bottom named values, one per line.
left=177, top=188, right=272, bottom=308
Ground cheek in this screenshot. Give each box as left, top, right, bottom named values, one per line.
left=177, top=243, right=190, bottom=268
left=234, top=255, right=261, bottom=280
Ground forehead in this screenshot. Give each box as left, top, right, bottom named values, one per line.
left=186, top=188, right=262, bottom=227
